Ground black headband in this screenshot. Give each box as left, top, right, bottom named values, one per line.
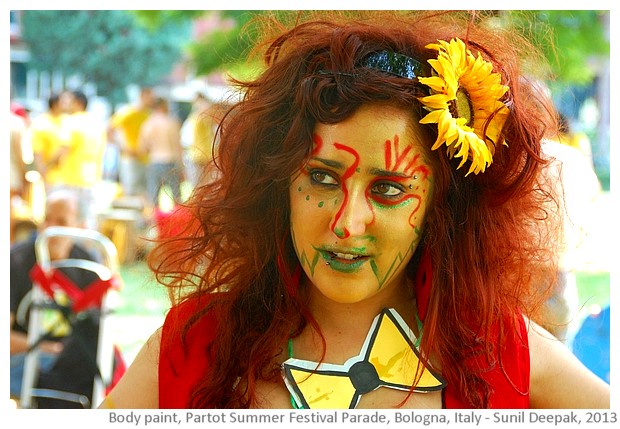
left=360, top=50, right=426, bottom=80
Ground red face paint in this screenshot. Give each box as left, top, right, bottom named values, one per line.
left=289, top=103, right=434, bottom=307
left=330, top=142, right=360, bottom=239
left=385, top=135, right=430, bottom=179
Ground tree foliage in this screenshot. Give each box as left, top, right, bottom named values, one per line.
left=21, top=10, right=191, bottom=103
left=132, top=10, right=265, bottom=79
left=21, top=10, right=609, bottom=102
left=147, top=10, right=609, bottom=87
left=503, top=10, right=609, bottom=85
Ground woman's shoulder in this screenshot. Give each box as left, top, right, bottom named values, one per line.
left=526, top=317, right=610, bottom=408
left=99, top=327, right=162, bottom=408
left=100, top=294, right=224, bottom=409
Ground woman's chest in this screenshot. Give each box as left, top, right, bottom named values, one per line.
left=253, top=379, right=443, bottom=409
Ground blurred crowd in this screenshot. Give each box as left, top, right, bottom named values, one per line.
left=10, top=87, right=228, bottom=263
left=10, top=86, right=228, bottom=408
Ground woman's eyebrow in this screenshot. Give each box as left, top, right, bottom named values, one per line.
left=368, top=167, right=413, bottom=179
left=310, top=159, right=414, bottom=179
left=311, top=157, right=344, bottom=169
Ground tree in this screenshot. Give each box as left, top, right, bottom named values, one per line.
left=21, top=10, right=191, bottom=103
left=130, top=10, right=609, bottom=86
left=131, top=10, right=265, bottom=80
left=503, top=10, right=609, bottom=86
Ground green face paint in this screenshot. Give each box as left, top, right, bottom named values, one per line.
left=332, top=227, right=346, bottom=239
left=299, top=249, right=321, bottom=276
left=371, top=197, right=413, bottom=210
left=287, top=103, right=433, bottom=306
left=369, top=239, right=418, bottom=288
left=291, top=229, right=321, bottom=277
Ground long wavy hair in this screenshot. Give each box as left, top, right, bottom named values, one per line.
left=148, top=11, right=562, bottom=408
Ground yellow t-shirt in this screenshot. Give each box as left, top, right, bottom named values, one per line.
left=60, top=111, right=107, bottom=187
left=110, top=105, right=150, bottom=163
left=29, top=112, right=71, bottom=186
left=189, top=112, right=217, bottom=165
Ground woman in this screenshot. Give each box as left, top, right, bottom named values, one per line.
left=101, top=11, right=610, bottom=409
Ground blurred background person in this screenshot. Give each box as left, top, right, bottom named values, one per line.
left=108, top=87, right=154, bottom=203
left=137, top=97, right=184, bottom=213
left=180, top=91, right=211, bottom=189
left=10, top=189, right=101, bottom=406
left=181, top=97, right=228, bottom=190
left=10, top=110, right=35, bottom=243
left=537, top=129, right=602, bottom=348
left=29, top=93, right=71, bottom=191
left=11, top=111, right=29, bottom=205
left=50, top=90, right=107, bottom=229
left=524, top=80, right=603, bottom=349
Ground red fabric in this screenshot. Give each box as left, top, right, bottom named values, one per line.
left=29, top=263, right=119, bottom=313
left=159, top=296, right=530, bottom=409
left=443, top=315, right=530, bottom=408
left=72, top=277, right=116, bottom=313
left=106, top=345, right=128, bottom=395
left=413, top=250, right=529, bottom=408
left=159, top=296, right=220, bottom=409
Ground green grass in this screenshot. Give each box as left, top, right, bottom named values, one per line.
left=575, top=270, right=611, bottom=313
left=115, top=261, right=169, bottom=318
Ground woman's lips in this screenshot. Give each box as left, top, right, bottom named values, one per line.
left=319, top=249, right=370, bottom=272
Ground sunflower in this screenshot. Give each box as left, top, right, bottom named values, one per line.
left=418, top=38, right=510, bottom=175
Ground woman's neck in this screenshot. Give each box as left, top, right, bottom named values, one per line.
left=295, top=276, right=417, bottom=363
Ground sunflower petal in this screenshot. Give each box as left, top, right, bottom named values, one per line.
left=418, top=76, right=447, bottom=92
left=419, top=109, right=443, bottom=125
left=418, top=36, right=510, bottom=174
left=418, top=94, right=451, bottom=109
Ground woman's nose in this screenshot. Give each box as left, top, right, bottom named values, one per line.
left=330, top=186, right=374, bottom=239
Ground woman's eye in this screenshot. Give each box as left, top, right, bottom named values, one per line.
left=310, top=170, right=338, bottom=186
left=373, top=182, right=404, bottom=197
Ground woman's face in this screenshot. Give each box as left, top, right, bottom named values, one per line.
left=289, top=103, right=434, bottom=304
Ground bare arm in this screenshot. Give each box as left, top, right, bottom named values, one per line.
left=528, top=317, right=610, bottom=409
left=10, top=312, right=30, bottom=354
left=98, top=327, right=161, bottom=409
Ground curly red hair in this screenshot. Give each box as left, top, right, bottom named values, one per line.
left=148, top=11, right=562, bottom=408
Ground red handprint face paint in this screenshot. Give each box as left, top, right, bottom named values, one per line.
left=289, top=103, right=434, bottom=305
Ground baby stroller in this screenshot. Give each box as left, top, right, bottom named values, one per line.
left=19, top=226, right=124, bottom=409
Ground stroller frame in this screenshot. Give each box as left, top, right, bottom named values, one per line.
left=19, top=226, right=120, bottom=409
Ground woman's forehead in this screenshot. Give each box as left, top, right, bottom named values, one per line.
left=311, top=105, right=426, bottom=162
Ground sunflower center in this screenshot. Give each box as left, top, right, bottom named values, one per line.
left=449, top=87, right=473, bottom=127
